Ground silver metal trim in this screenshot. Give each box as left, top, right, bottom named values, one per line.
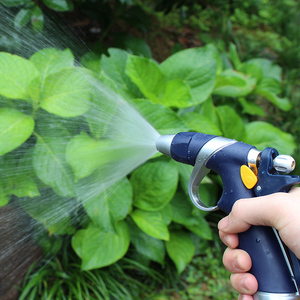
left=155, top=134, right=175, bottom=157
left=273, top=155, right=296, bottom=173
left=272, top=228, right=299, bottom=294
left=248, top=148, right=261, bottom=174
left=188, top=136, right=237, bottom=212
left=253, top=291, right=300, bottom=299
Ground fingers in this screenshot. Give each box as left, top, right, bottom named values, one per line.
left=223, top=248, right=252, bottom=273
left=231, top=273, right=258, bottom=295
left=223, top=248, right=257, bottom=297
left=219, top=231, right=239, bottom=248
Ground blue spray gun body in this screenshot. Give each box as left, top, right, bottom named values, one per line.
left=156, top=132, right=300, bottom=300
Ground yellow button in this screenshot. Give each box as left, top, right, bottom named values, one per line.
left=240, top=165, right=258, bottom=189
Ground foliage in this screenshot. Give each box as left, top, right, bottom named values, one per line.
left=19, top=246, right=164, bottom=300
left=0, top=39, right=296, bottom=282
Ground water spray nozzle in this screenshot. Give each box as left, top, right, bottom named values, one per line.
left=155, top=134, right=175, bottom=157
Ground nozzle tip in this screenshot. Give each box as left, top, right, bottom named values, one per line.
left=156, top=134, right=175, bottom=157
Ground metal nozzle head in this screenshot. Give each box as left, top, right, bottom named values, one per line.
left=273, top=155, right=296, bottom=173
left=156, top=134, right=175, bottom=157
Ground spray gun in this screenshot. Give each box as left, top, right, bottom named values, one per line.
left=156, top=132, right=300, bottom=300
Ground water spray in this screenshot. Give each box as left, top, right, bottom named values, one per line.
left=156, top=132, right=300, bottom=300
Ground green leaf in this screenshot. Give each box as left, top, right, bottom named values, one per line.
left=33, top=131, right=75, bottom=197
left=2, top=0, right=32, bottom=6
left=181, top=112, right=222, bottom=135
left=14, top=8, right=32, bottom=28
left=42, top=0, right=74, bottom=11
left=101, top=48, right=141, bottom=98
left=0, top=183, right=9, bottom=207
left=131, top=209, right=169, bottom=240
left=133, top=99, right=189, bottom=135
left=217, top=105, right=245, bottom=140
left=13, top=150, right=40, bottom=198
left=30, top=48, right=74, bottom=81
left=213, top=69, right=256, bottom=97
left=254, top=78, right=292, bottom=111
left=244, top=121, right=296, bottom=155
left=238, top=97, right=265, bottom=117
left=130, top=161, right=178, bottom=211
left=166, top=230, right=195, bottom=274
left=66, top=132, right=116, bottom=180
left=160, top=48, right=216, bottom=104
left=170, top=191, right=212, bottom=239
left=31, top=5, right=44, bottom=33
left=128, top=220, right=165, bottom=264
left=160, top=79, right=192, bottom=107
left=245, top=58, right=282, bottom=81
left=78, top=178, right=132, bottom=231
left=0, top=108, right=35, bottom=156
left=73, top=221, right=130, bottom=270
left=184, top=216, right=212, bottom=240
left=126, top=55, right=165, bottom=102
left=115, top=35, right=152, bottom=58
left=195, top=97, right=219, bottom=125
left=0, top=52, right=40, bottom=102
left=40, top=67, right=91, bottom=117
left=229, top=43, right=242, bottom=70
left=18, top=191, right=76, bottom=235
left=80, top=52, right=101, bottom=73
left=84, top=80, right=117, bottom=140
left=240, top=61, right=263, bottom=82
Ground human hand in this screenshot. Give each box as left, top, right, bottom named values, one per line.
left=218, top=187, right=300, bottom=299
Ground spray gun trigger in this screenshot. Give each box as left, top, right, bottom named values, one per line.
left=188, top=136, right=237, bottom=212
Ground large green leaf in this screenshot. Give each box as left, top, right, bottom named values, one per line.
left=213, top=69, right=256, bottom=97
left=13, top=149, right=40, bottom=198
left=160, top=46, right=217, bottom=104
left=128, top=220, right=165, bottom=264
left=18, top=191, right=76, bottom=235
left=131, top=209, right=169, bottom=240
left=244, top=121, right=296, bottom=155
left=66, top=132, right=116, bottom=180
left=77, top=177, right=132, bottom=232
left=33, top=131, right=75, bottom=197
left=133, top=99, right=189, bottom=135
left=170, top=191, right=212, bottom=240
left=254, top=78, right=292, bottom=111
left=72, top=220, right=130, bottom=270
left=0, top=52, right=40, bottom=102
left=217, top=105, right=245, bottom=141
left=101, top=48, right=141, bottom=98
left=30, top=48, right=74, bottom=81
left=130, top=161, right=178, bottom=211
left=0, top=108, right=35, bottom=156
left=126, top=55, right=166, bottom=102
left=245, top=58, right=282, bottom=82
left=40, top=67, right=91, bottom=117
left=166, top=230, right=195, bottom=274
left=160, top=79, right=192, bottom=107
left=181, top=112, right=222, bottom=135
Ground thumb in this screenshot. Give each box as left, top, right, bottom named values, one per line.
left=218, top=192, right=288, bottom=234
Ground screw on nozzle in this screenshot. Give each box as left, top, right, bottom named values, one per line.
left=155, top=134, right=175, bottom=157
left=273, top=155, right=296, bottom=173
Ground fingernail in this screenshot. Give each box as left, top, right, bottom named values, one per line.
left=240, top=276, right=249, bottom=292
left=232, top=258, right=244, bottom=272
left=218, top=216, right=229, bottom=231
